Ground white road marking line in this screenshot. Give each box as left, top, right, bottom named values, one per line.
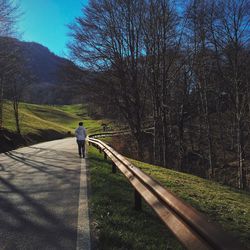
left=76, top=158, right=91, bottom=250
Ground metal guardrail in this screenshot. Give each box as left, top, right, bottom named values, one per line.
left=88, top=134, right=244, bottom=250
left=91, top=127, right=153, bottom=138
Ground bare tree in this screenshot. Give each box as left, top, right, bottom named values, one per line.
left=9, top=52, right=33, bottom=134
left=143, top=0, right=183, bottom=166
left=0, top=39, right=32, bottom=134
left=69, top=0, right=148, bottom=158
left=68, top=0, right=250, bottom=189
left=207, top=0, right=250, bottom=188
left=0, top=0, right=19, bottom=129
left=0, top=0, right=19, bottom=36
left=185, top=0, right=218, bottom=178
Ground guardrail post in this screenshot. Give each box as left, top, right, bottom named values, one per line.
left=99, top=148, right=102, bottom=154
left=112, top=162, right=117, bottom=173
left=134, top=189, right=142, bottom=211
left=104, top=152, right=107, bottom=160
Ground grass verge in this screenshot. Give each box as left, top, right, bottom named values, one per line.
left=88, top=144, right=250, bottom=249
left=87, top=146, right=183, bottom=250
left=130, top=159, right=250, bottom=249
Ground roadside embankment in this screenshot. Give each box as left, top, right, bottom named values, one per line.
left=0, top=128, right=70, bottom=153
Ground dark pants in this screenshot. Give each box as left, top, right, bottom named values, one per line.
left=77, top=140, right=85, bottom=157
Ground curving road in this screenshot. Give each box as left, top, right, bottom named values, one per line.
left=0, top=138, right=90, bottom=250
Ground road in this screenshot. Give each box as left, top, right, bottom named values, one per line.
left=0, top=138, right=91, bottom=250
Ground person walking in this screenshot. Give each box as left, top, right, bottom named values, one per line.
left=75, top=122, right=87, bottom=158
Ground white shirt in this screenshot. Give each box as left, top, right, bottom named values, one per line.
left=75, top=126, right=86, bottom=140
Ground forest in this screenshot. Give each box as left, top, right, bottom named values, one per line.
left=68, top=0, right=250, bottom=190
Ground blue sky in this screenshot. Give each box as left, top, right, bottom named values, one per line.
left=17, top=0, right=88, bottom=57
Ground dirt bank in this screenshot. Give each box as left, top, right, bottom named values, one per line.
left=0, top=128, right=71, bottom=153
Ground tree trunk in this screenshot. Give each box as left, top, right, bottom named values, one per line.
left=178, top=105, right=185, bottom=170
left=161, top=111, right=168, bottom=167
left=135, top=131, right=144, bottom=160
left=205, top=112, right=214, bottom=178
left=13, top=98, right=20, bottom=134
left=153, top=115, right=161, bottom=165
left=236, top=119, right=243, bottom=189
left=235, top=82, right=243, bottom=189
left=218, top=109, right=226, bottom=164
left=0, top=77, right=4, bottom=129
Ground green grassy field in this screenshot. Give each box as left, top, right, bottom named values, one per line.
left=88, top=145, right=250, bottom=249
left=2, top=101, right=104, bottom=135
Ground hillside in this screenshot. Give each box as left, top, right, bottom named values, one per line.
left=0, top=101, right=104, bottom=152
left=0, top=37, right=69, bottom=80
left=0, top=37, right=83, bottom=104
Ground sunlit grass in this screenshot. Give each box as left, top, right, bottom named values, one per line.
left=88, top=143, right=250, bottom=249
left=2, top=101, right=104, bottom=135
left=87, top=146, right=183, bottom=250
left=130, top=159, right=250, bottom=249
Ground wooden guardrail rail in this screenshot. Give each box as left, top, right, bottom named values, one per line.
left=88, top=134, right=244, bottom=250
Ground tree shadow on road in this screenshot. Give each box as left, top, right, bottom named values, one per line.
left=0, top=147, right=87, bottom=250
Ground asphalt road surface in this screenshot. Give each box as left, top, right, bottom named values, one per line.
left=0, top=138, right=91, bottom=250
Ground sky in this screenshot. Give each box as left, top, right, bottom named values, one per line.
left=16, top=0, right=88, bottom=57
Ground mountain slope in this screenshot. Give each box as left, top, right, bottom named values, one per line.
left=19, top=40, right=68, bottom=84
left=0, top=37, right=82, bottom=104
